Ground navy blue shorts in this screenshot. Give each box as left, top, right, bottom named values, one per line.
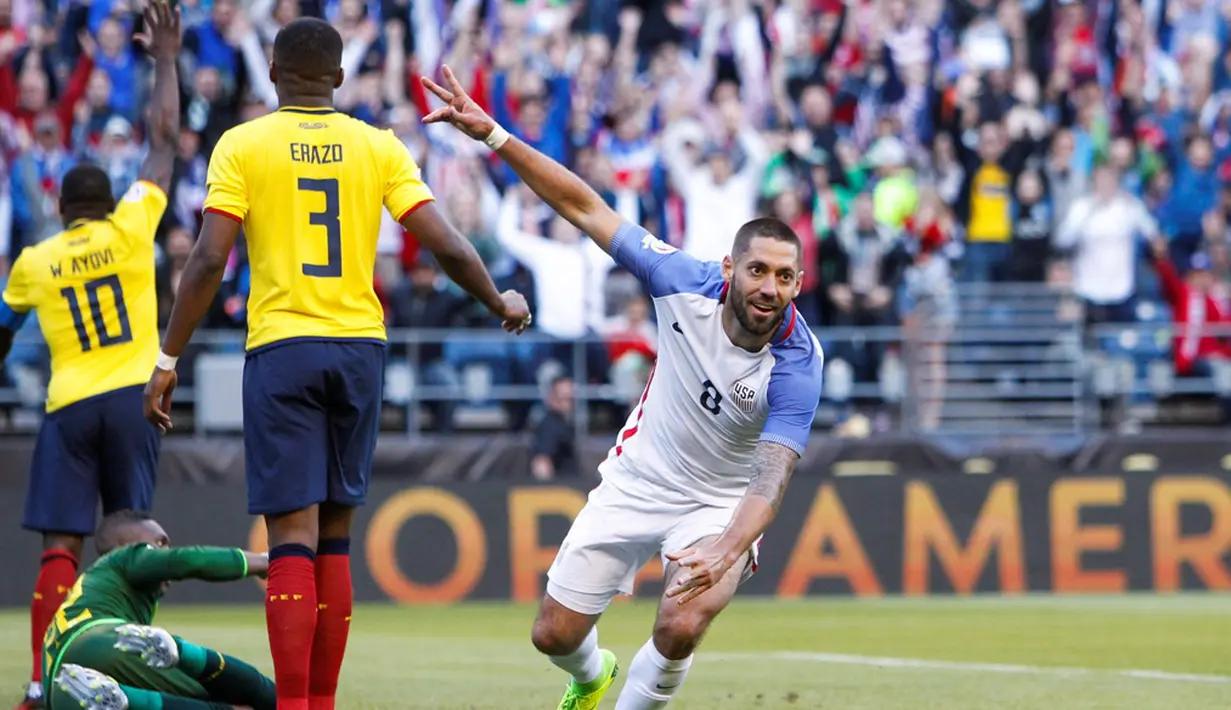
left=23, top=384, right=160, bottom=535
left=243, top=338, right=386, bottom=516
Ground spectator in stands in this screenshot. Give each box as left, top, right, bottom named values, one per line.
left=662, top=116, right=769, bottom=263
left=595, top=112, right=662, bottom=231
left=156, top=226, right=195, bottom=327
left=926, top=132, right=964, bottom=207
left=10, top=114, right=72, bottom=247
left=439, top=183, right=505, bottom=296
left=93, top=17, right=137, bottom=119
left=496, top=187, right=613, bottom=383
left=530, top=375, right=578, bottom=481
left=72, top=68, right=120, bottom=153
left=899, top=219, right=956, bottom=430
left=0, top=0, right=23, bottom=46
left=1165, top=136, right=1220, bottom=266
left=1056, top=165, right=1159, bottom=325
left=601, top=294, right=656, bottom=410
left=805, top=148, right=845, bottom=259
left=91, top=116, right=141, bottom=199
left=953, top=120, right=1040, bottom=282
left=1008, top=168, right=1052, bottom=282
left=867, top=136, right=917, bottom=231
left=490, top=31, right=571, bottom=189
left=1207, top=238, right=1231, bottom=310
left=904, top=189, right=954, bottom=256
left=386, top=256, right=463, bottom=431
left=1149, top=238, right=1231, bottom=380
left=1107, top=136, right=1145, bottom=196
left=169, top=127, right=207, bottom=232
left=183, top=0, right=241, bottom=76
left=825, top=192, right=909, bottom=380
left=1042, top=128, right=1086, bottom=230
left=1, top=39, right=92, bottom=145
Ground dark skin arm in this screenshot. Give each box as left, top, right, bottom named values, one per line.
left=0, top=328, right=12, bottom=363
left=144, top=212, right=240, bottom=432
left=244, top=550, right=270, bottom=578
left=134, top=0, right=180, bottom=195
left=665, top=442, right=799, bottom=605
left=145, top=206, right=532, bottom=434
left=420, top=66, right=624, bottom=251
left=400, top=202, right=528, bottom=326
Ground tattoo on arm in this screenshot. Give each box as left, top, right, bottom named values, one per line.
left=746, top=442, right=798, bottom=511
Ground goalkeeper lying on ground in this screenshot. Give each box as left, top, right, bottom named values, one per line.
left=41, top=510, right=275, bottom=710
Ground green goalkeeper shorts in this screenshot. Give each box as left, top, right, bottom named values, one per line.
left=45, top=622, right=208, bottom=710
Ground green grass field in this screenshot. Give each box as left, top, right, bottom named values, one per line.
left=4, top=595, right=1230, bottom=709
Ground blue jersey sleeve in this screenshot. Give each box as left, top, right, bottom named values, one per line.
left=0, top=301, right=29, bottom=331
left=760, top=335, right=824, bottom=455
left=609, top=221, right=721, bottom=298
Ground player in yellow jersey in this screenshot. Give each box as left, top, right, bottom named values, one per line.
left=142, top=17, right=531, bottom=710
left=3, top=3, right=181, bottom=710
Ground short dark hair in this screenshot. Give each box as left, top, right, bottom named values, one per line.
left=96, top=509, right=153, bottom=555
left=60, top=163, right=113, bottom=211
left=731, top=217, right=802, bottom=262
left=273, top=18, right=343, bottom=83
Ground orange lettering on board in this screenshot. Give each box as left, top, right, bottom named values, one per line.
left=778, top=484, right=883, bottom=597
left=507, top=487, right=587, bottom=603
left=903, top=480, right=1024, bottom=595
left=1151, top=477, right=1231, bottom=592
left=1050, top=479, right=1126, bottom=593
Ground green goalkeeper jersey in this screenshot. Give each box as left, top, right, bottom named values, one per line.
left=42, top=544, right=249, bottom=674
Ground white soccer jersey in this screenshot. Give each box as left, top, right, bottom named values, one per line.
left=598, top=222, right=825, bottom=508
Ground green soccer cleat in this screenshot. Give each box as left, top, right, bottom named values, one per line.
left=54, top=665, right=128, bottom=710
left=113, top=624, right=179, bottom=670
left=556, top=649, right=619, bottom=710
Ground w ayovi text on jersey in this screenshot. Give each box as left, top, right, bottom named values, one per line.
left=48, top=247, right=115, bottom=279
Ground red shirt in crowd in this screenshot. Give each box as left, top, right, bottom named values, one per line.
left=1155, top=254, right=1231, bottom=374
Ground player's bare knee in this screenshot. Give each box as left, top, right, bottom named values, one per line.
left=531, top=598, right=593, bottom=657
left=318, top=502, right=355, bottom=541
left=652, top=611, right=712, bottom=659
left=530, top=616, right=582, bottom=657
left=43, top=533, right=84, bottom=560
left=264, top=507, right=319, bottom=550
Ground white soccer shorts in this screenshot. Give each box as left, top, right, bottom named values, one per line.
left=545, top=479, right=759, bottom=615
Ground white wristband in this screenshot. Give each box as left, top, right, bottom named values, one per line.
left=483, top=124, right=510, bottom=151
left=156, top=351, right=178, bottom=371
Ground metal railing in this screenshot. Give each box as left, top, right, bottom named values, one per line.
left=1, top=319, right=1228, bottom=437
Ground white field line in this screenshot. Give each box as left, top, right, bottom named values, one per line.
left=706, top=652, right=1231, bottom=684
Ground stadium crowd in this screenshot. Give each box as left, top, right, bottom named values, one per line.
left=3, top=0, right=1231, bottom=424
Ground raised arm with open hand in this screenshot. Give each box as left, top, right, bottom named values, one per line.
left=133, top=0, right=180, bottom=194
left=421, top=65, right=624, bottom=252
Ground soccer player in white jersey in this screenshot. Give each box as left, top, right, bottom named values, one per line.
left=423, top=67, right=824, bottom=710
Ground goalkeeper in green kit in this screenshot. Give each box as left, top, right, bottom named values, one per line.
left=41, top=511, right=275, bottom=710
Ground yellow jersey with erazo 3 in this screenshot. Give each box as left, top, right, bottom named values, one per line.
left=202, top=107, right=435, bottom=351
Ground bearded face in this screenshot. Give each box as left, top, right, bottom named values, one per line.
left=723, top=236, right=803, bottom=338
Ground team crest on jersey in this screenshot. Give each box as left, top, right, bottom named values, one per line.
left=640, top=234, right=677, bottom=255
left=730, top=380, right=758, bottom=413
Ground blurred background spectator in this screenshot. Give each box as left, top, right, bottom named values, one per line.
left=530, top=375, right=578, bottom=481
